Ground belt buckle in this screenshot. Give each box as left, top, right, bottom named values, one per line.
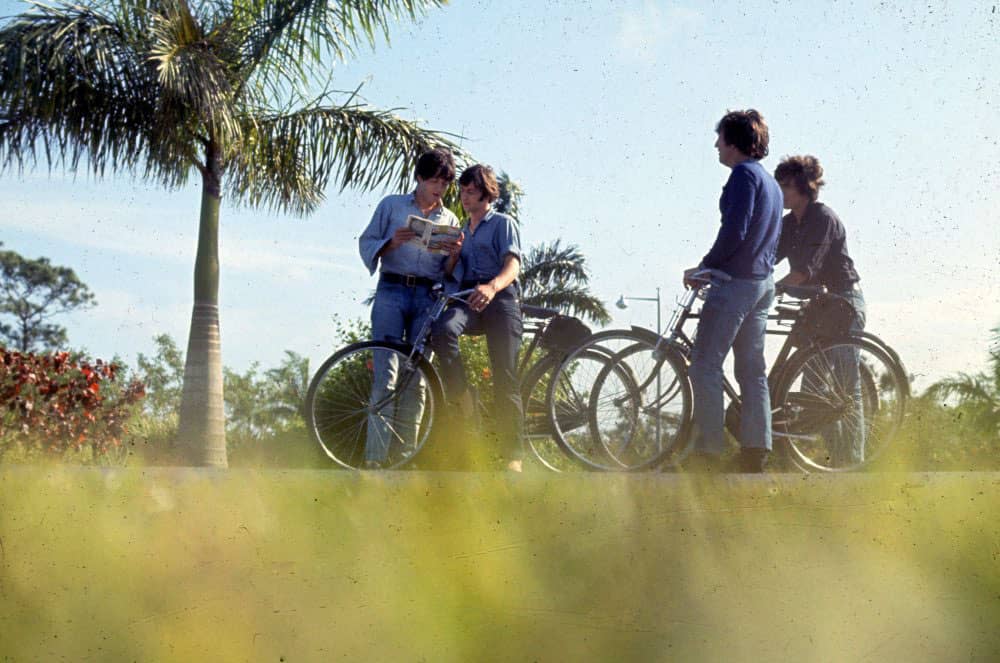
left=405, top=274, right=417, bottom=288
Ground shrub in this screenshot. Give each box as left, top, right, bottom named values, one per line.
left=0, top=349, right=145, bottom=464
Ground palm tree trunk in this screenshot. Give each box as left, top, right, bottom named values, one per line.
left=177, top=143, right=227, bottom=467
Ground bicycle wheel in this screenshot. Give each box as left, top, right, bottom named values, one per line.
left=522, top=350, right=620, bottom=472
left=521, top=355, right=580, bottom=472
left=548, top=330, right=692, bottom=471
left=772, top=336, right=908, bottom=472
left=305, top=341, right=442, bottom=470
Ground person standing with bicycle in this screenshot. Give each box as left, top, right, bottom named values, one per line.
left=774, top=155, right=867, bottom=466
left=773, top=155, right=865, bottom=331
left=357, top=148, right=461, bottom=469
left=682, top=109, right=783, bottom=473
left=432, top=164, right=525, bottom=471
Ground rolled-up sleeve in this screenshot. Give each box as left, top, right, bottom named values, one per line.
left=358, top=199, right=392, bottom=275
left=493, top=216, right=522, bottom=263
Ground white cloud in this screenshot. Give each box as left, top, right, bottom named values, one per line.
left=617, top=2, right=703, bottom=62
left=2, top=196, right=359, bottom=280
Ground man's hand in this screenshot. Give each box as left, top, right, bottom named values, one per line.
left=683, top=266, right=706, bottom=289
left=777, top=270, right=807, bottom=287
left=441, top=232, right=464, bottom=258
left=383, top=227, right=416, bottom=254
left=469, top=282, right=497, bottom=312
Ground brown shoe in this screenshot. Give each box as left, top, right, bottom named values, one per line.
left=736, top=447, right=769, bottom=473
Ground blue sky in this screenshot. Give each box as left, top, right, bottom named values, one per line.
left=0, top=0, right=997, bottom=389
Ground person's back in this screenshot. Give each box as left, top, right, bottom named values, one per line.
left=702, top=159, right=782, bottom=281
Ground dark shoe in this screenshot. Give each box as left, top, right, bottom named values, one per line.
left=682, top=451, right=724, bottom=473
left=736, top=447, right=769, bottom=473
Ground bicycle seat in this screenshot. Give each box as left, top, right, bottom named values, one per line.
left=522, top=304, right=559, bottom=319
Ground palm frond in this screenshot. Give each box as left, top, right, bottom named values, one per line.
left=522, top=284, right=610, bottom=325
left=494, top=170, right=523, bottom=219
left=519, top=240, right=610, bottom=324
left=148, top=1, right=240, bottom=146
left=521, top=240, right=590, bottom=287
left=233, top=0, right=445, bottom=97
left=925, top=373, right=996, bottom=406
left=0, top=2, right=165, bottom=178
left=227, top=98, right=466, bottom=215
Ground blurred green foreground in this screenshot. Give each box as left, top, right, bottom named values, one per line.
left=1, top=468, right=998, bottom=661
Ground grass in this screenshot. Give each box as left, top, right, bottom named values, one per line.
left=1, top=467, right=998, bottom=661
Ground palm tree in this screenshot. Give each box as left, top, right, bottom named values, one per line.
left=926, top=327, right=1000, bottom=437
left=520, top=240, right=610, bottom=325
left=0, top=0, right=463, bottom=466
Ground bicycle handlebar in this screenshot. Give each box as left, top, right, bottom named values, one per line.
left=775, top=283, right=828, bottom=300
left=686, top=268, right=733, bottom=288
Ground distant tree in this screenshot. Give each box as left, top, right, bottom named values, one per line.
left=520, top=240, right=610, bottom=325
left=0, top=0, right=463, bottom=466
left=0, top=244, right=96, bottom=352
left=445, top=173, right=609, bottom=324
left=224, top=351, right=310, bottom=444
left=135, top=333, right=185, bottom=421
left=262, top=351, right=310, bottom=421
left=493, top=171, right=523, bottom=219
left=926, top=326, right=1000, bottom=438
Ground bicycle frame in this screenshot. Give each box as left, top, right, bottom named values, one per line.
left=396, top=286, right=557, bottom=409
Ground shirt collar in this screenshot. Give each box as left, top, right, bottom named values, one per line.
left=408, top=190, right=443, bottom=215
left=464, top=208, right=496, bottom=231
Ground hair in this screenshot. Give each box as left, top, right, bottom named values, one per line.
left=774, top=155, right=825, bottom=202
left=715, top=109, right=770, bottom=160
left=414, top=148, right=456, bottom=182
left=458, top=164, right=500, bottom=203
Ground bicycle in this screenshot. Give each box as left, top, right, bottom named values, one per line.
left=546, top=273, right=909, bottom=472
left=304, top=284, right=599, bottom=470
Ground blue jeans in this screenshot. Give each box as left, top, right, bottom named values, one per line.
left=366, top=280, right=437, bottom=462
left=431, top=286, right=524, bottom=459
left=689, top=275, right=775, bottom=454
left=806, top=287, right=867, bottom=465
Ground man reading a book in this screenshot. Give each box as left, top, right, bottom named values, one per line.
left=358, top=148, right=461, bottom=468
left=432, top=164, right=525, bottom=471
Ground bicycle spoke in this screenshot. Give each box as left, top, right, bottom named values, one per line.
left=305, top=343, right=437, bottom=469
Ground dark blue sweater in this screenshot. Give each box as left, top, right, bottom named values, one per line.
left=701, top=160, right=783, bottom=280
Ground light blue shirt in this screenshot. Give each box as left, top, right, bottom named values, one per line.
left=452, top=209, right=521, bottom=286
left=358, top=192, right=460, bottom=279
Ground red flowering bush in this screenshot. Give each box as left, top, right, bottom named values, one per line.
left=0, top=349, right=145, bottom=463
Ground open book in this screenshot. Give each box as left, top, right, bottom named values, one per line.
left=406, top=214, right=462, bottom=255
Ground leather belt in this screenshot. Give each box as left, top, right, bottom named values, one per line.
left=380, top=272, right=438, bottom=288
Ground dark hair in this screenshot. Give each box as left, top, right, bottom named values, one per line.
left=458, top=164, right=500, bottom=203
left=414, top=148, right=456, bottom=182
left=716, top=109, right=770, bottom=160
left=774, top=155, right=825, bottom=202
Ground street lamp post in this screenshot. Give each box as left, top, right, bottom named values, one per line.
left=616, top=287, right=661, bottom=334
left=615, top=287, right=664, bottom=452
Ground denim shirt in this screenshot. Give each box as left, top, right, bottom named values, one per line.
left=358, top=192, right=460, bottom=279
left=450, top=209, right=521, bottom=288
